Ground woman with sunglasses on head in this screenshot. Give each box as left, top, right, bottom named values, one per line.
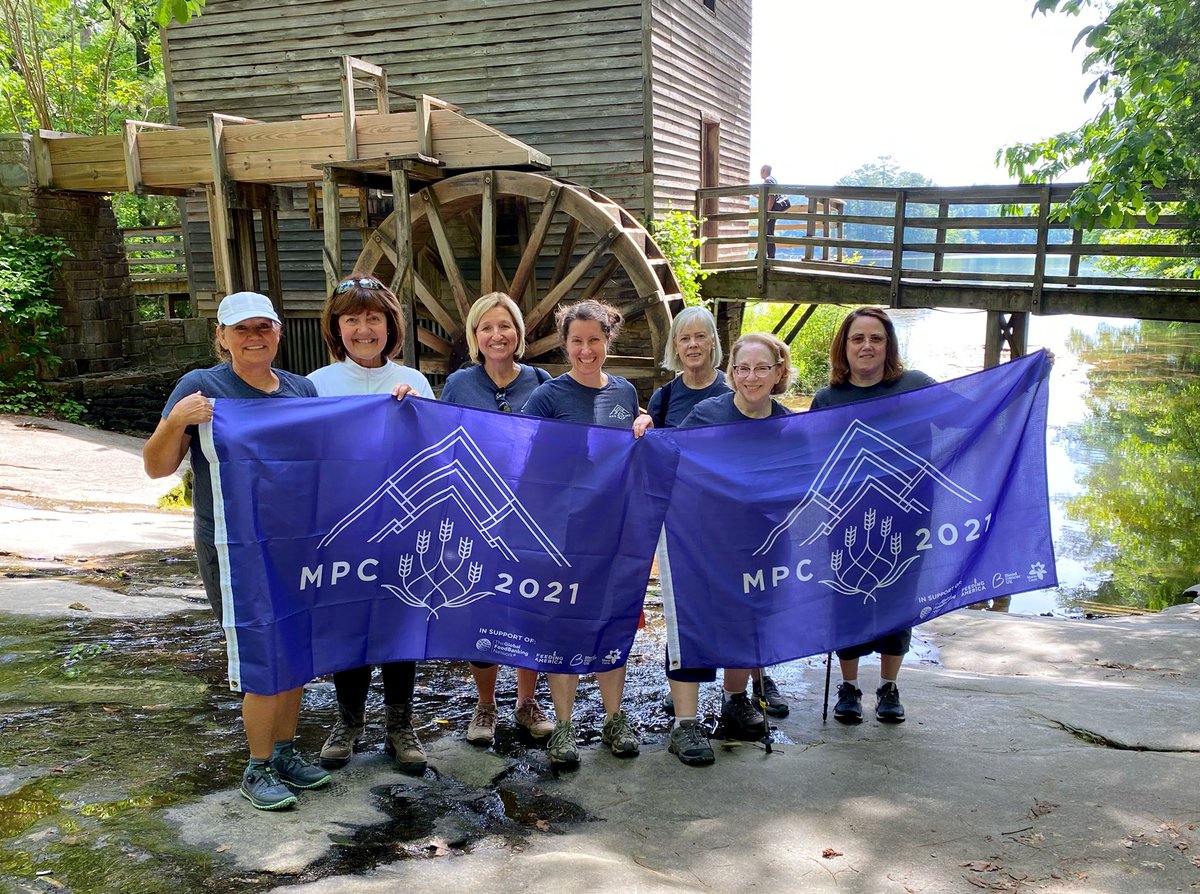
left=143, top=291, right=329, bottom=811
left=307, top=275, right=434, bottom=777
left=666, top=331, right=794, bottom=765
left=521, top=299, right=653, bottom=769
left=440, top=292, right=555, bottom=747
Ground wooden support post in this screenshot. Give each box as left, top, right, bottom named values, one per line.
left=783, top=304, right=818, bottom=346
left=322, top=167, right=342, bottom=293
left=1031, top=184, right=1051, bottom=312
left=31, top=131, right=54, bottom=187
left=983, top=311, right=1029, bottom=368
left=232, top=202, right=259, bottom=293
left=261, top=189, right=284, bottom=311
left=1068, top=227, right=1083, bottom=284
left=480, top=171, right=496, bottom=295
left=889, top=189, right=908, bottom=306
left=122, top=120, right=183, bottom=194
left=208, top=113, right=261, bottom=298
left=805, top=196, right=817, bottom=261
left=771, top=303, right=799, bottom=336
left=756, top=183, right=769, bottom=294
left=417, top=95, right=434, bottom=158
left=390, top=162, right=418, bottom=367
left=932, top=201, right=949, bottom=281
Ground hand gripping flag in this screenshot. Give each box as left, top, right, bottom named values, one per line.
left=649, top=350, right=1056, bottom=670
left=201, top=396, right=675, bottom=694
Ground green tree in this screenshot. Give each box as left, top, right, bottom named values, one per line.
left=999, top=0, right=1200, bottom=229
left=1064, top=321, right=1200, bottom=609
left=836, top=156, right=936, bottom=251
left=740, top=303, right=850, bottom=396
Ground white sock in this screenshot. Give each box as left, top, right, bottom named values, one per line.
left=880, top=677, right=897, bottom=686
left=676, top=715, right=698, bottom=724
left=842, top=678, right=858, bottom=689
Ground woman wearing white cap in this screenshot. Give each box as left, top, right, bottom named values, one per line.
left=143, top=291, right=329, bottom=812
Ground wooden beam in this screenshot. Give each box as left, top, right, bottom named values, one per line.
left=422, top=187, right=471, bottom=321
left=480, top=171, right=496, bottom=295
left=417, top=95, right=433, bottom=158
left=122, top=121, right=182, bottom=194
left=413, top=271, right=465, bottom=338
left=509, top=184, right=562, bottom=302
left=321, top=167, right=341, bottom=293
left=390, top=164, right=418, bottom=367
left=525, top=226, right=620, bottom=333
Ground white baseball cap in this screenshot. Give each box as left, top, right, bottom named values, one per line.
left=217, top=291, right=281, bottom=326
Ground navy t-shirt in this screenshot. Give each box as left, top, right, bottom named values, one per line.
left=440, top=363, right=549, bottom=413
left=162, top=363, right=316, bottom=542
left=679, top=391, right=790, bottom=428
left=647, top=371, right=731, bottom=428
left=522, top=373, right=640, bottom=429
left=810, top=369, right=936, bottom=409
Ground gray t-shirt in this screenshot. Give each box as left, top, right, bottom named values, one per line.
left=521, top=373, right=640, bottom=428
left=647, top=371, right=731, bottom=428
left=810, top=369, right=936, bottom=409
left=162, top=363, right=317, bottom=542
left=679, top=391, right=790, bottom=428
left=440, top=363, right=549, bottom=413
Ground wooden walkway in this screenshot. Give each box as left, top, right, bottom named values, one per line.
left=696, top=183, right=1200, bottom=337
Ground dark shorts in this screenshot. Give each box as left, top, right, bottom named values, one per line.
left=195, top=538, right=225, bottom=625
left=664, top=650, right=717, bottom=683
left=836, top=628, right=912, bottom=661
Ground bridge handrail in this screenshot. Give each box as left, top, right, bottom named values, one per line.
left=694, top=182, right=1200, bottom=306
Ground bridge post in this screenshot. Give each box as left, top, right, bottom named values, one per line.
left=889, top=189, right=907, bottom=306
left=983, top=311, right=1029, bottom=368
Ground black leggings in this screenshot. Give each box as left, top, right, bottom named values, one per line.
left=332, top=662, right=416, bottom=708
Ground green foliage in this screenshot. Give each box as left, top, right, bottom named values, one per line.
left=1000, top=0, right=1200, bottom=229
left=0, top=226, right=85, bottom=420
left=740, top=303, right=851, bottom=395
left=647, top=210, right=708, bottom=307
left=1064, top=320, right=1200, bottom=609
left=836, top=156, right=937, bottom=249
left=157, top=469, right=193, bottom=510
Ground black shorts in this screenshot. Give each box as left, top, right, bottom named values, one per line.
left=664, top=650, right=717, bottom=683
left=835, top=628, right=912, bottom=661
left=195, top=538, right=225, bottom=625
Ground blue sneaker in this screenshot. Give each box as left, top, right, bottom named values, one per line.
left=271, top=743, right=332, bottom=790
left=241, top=762, right=298, bottom=811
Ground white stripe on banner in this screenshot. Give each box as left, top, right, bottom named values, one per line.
left=199, top=406, right=242, bottom=692
left=656, top=524, right=683, bottom=670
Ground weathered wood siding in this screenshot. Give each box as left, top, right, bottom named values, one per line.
left=646, top=0, right=752, bottom=214
left=164, top=0, right=653, bottom=302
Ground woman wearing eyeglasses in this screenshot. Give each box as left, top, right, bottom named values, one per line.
left=307, top=275, right=434, bottom=777
left=521, top=299, right=653, bottom=769
left=810, top=307, right=935, bottom=727
left=665, top=331, right=794, bottom=765
left=440, top=292, right=555, bottom=747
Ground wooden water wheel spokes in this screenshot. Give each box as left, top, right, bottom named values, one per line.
left=353, top=170, right=682, bottom=382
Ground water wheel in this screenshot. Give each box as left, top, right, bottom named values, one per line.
left=351, top=170, right=683, bottom=386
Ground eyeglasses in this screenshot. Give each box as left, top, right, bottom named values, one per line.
left=334, top=278, right=383, bottom=294
left=732, top=363, right=779, bottom=378
left=494, top=390, right=512, bottom=413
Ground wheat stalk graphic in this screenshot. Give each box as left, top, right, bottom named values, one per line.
left=820, top=510, right=920, bottom=603
left=381, top=518, right=495, bottom=618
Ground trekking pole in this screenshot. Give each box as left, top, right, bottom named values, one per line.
left=755, top=667, right=773, bottom=754
left=822, top=652, right=832, bottom=724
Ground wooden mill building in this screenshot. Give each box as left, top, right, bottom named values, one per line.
left=154, top=0, right=752, bottom=381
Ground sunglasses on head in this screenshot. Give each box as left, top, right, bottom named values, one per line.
left=334, top=278, right=383, bottom=294
left=494, top=389, right=512, bottom=413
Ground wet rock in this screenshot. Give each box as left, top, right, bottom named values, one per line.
left=423, top=738, right=514, bottom=789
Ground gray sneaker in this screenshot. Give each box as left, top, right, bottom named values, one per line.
left=385, top=703, right=428, bottom=775
left=271, top=743, right=332, bottom=790
left=720, top=691, right=767, bottom=740
left=319, top=702, right=365, bottom=769
left=600, top=710, right=640, bottom=757
left=241, top=762, right=298, bottom=811
left=547, top=719, right=580, bottom=768
left=668, top=720, right=714, bottom=767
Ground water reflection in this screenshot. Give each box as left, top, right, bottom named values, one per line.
left=876, top=308, right=1200, bottom=615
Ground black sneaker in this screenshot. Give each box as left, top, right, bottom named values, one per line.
left=875, top=682, right=906, bottom=723
left=720, top=691, right=767, bottom=740
left=833, top=682, right=863, bottom=725
left=753, top=674, right=790, bottom=717
left=668, top=719, right=715, bottom=766
left=271, top=744, right=332, bottom=790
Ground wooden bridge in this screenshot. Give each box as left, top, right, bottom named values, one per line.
left=696, top=182, right=1200, bottom=364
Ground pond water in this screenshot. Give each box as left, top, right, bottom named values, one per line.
left=882, top=305, right=1200, bottom=616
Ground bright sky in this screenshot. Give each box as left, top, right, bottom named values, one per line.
left=751, top=0, right=1103, bottom=186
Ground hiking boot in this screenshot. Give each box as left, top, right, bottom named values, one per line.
left=319, top=702, right=365, bottom=769
left=753, top=674, right=790, bottom=718
left=466, top=702, right=498, bottom=746
left=384, top=703, right=428, bottom=775
left=833, top=682, right=863, bottom=724
left=668, top=719, right=715, bottom=767
left=241, top=761, right=298, bottom=811
left=514, top=697, right=555, bottom=739
left=720, top=691, right=767, bottom=740
left=601, top=710, right=640, bottom=757
left=547, top=719, right=580, bottom=768
left=270, top=743, right=331, bottom=790
left=875, top=682, right=906, bottom=723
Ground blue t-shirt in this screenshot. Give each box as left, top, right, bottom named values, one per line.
left=679, top=391, right=790, bottom=428
left=647, top=371, right=731, bottom=429
left=161, top=363, right=317, bottom=542
left=440, top=363, right=550, bottom=413
left=810, top=369, right=936, bottom=409
left=521, top=373, right=640, bottom=429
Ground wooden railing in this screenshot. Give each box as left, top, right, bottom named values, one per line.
left=695, top=183, right=1200, bottom=316
left=121, top=225, right=191, bottom=317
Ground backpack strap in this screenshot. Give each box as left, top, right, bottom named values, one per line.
left=654, top=376, right=676, bottom=429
